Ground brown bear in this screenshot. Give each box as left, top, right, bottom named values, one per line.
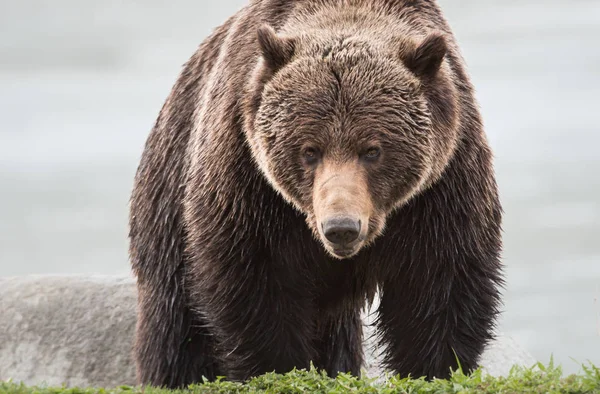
left=129, top=0, right=504, bottom=388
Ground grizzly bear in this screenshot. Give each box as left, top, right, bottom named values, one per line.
left=129, top=0, right=503, bottom=388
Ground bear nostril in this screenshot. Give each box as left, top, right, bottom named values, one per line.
left=322, top=217, right=361, bottom=245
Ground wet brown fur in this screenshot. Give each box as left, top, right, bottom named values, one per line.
left=129, top=0, right=503, bottom=388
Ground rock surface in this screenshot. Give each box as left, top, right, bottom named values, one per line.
left=0, top=275, right=536, bottom=388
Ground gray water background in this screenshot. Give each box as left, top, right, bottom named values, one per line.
left=1, top=0, right=599, bottom=374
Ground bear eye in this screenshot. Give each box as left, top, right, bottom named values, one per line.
left=362, top=147, right=381, bottom=161
left=303, top=147, right=321, bottom=165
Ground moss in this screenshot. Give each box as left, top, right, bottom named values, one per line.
left=2, top=360, right=599, bottom=394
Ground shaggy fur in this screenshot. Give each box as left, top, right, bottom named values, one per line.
left=129, top=0, right=503, bottom=388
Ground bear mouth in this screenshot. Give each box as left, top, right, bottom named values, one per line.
left=326, top=236, right=366, bottom=259
left=331, top=248, right=356, bottom=258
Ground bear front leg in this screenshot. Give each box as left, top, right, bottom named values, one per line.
left=375, top=138, right=503, bottom=380
left=376, top=275, right=499, bottom=380
left=313, top=308, right=364, bottom=377
left=189, top=255, right=317, bottom=382
left=134, top=280, right=222, bottom=388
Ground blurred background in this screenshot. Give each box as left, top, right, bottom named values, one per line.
left=0, top=0, right=598, bottom=375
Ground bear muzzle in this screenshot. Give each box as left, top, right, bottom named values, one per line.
left=313, top=161, right=372, bottom=259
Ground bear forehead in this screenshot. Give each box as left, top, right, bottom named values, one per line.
left=268, top=55, right=418, bottom=104
left=260, top=56, right=425, bottom=129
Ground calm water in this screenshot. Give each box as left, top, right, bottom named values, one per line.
left=0, top=0, right=599, bottom=374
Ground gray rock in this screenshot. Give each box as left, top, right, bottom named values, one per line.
left=0, top=275, right=137, bottom=388
left=0, top=275, right=536, bottom=388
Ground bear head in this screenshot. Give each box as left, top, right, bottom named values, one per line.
left=243, top=23, right=459, bottom=260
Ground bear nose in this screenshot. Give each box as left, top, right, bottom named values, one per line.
left=322, top=217, right=361, bottom=245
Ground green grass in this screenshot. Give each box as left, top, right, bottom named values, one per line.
left=2, top=361, right=599, bottom=394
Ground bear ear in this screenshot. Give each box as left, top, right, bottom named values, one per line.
left=257, top=24, right=296, bottom=72
left=402, top=33, right=448, bottom=79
